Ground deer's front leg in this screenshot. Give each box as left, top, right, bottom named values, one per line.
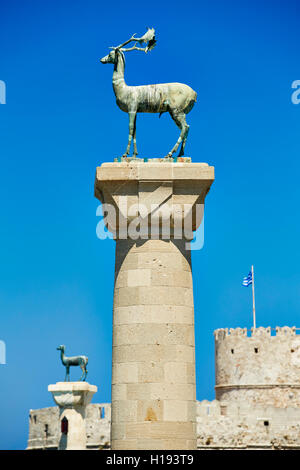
left=132, top=114, right=138, bottom=158
left=122, top=111, right=136, bottom=158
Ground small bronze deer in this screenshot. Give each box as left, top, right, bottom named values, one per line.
left=57, top=345, right=88, bottom=382
left=100, top=29, right=197, bottom=159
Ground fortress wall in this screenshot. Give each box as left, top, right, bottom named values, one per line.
left=27, top=404, right=111, bottom=450
left=27, top=407, right=59, bottom=450
left=27, top=401, right=300, bottom=450
left=196, top=399, right=300, bottom=449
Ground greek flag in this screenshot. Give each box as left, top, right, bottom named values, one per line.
left=242, top=271, right=252, bottom=287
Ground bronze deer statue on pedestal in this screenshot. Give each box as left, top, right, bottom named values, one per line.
left=100, top=29, right=197, bottom=159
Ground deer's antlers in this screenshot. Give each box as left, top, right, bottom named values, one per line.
left=111, top=28, right=156, bottom=53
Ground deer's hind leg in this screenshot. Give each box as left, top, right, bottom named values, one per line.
left=178, top=120, right=189, bottom=157
left=165, top=112, right=189, bottom=158
left=78, top=360, right=88, bottom=382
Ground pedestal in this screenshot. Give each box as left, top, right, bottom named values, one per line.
left=48, top=382, right=97, bottom=450
left=95, top=161, right=214, bottom=450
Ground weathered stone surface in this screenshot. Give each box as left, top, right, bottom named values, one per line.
left=113, top=323, right=195, bottom=346
left=95, top=162, right=213, bottom=183
left=113, top=305, right=194, bottom=325
left=112, top=344, right=195, bottom=363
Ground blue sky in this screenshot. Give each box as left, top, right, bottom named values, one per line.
left=0, top=0, right=300, bottom=449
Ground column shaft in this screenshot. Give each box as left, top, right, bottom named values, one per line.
left=112, top=239, right=196, bottom=449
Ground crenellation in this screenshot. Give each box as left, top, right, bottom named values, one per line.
left=251, top=327, right=271, bottom=337
left=214, top=327, right=249, bottom=341
left=213, top=328, right=228, bottom=340
left=275, top=326, right=296, bottom=337
left=215, top=326, right=299, bottom=339
left=229, top=327, right=247, bottom=337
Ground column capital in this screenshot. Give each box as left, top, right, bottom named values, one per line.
left=94, top=162, right=214, bottom=239
left=48, top=382, right=97, bottom=408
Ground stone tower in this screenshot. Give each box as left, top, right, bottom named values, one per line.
left=94, top=161, right=214, bottom=450
left=214, top=326, right=300, bottom=408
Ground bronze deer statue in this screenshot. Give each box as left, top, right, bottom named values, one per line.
left=57, top=345, right=88, bottom=382
left=100, top=29, right=197, bottom=159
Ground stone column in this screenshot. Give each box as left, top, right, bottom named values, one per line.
left=95, top=162, right=214, bottom=450
left=48, top=382, right=97, bottom=450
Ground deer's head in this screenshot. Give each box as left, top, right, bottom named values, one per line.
left=100, top=49, right=118, bottom=64
left=57, top=345, right=65, bottom=352
left=100, top=28, right=156, bottom=65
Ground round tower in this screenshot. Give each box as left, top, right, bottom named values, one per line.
left=214, top=326, right=300, bottom=407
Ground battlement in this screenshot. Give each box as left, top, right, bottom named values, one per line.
left=214, top=326, right=297, bottom=341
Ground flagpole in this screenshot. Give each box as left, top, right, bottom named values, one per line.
left=251, top=265, right=256, bottom=330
